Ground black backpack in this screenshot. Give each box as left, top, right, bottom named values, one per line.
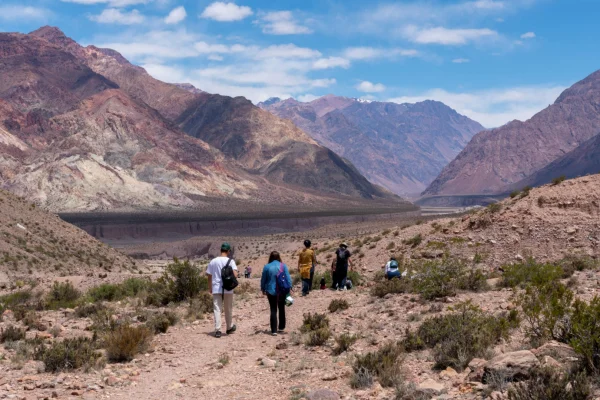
left=221, top=258, right=239, bottom=295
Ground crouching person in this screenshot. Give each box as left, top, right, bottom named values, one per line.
left=384, top=256, right=401, bottom=280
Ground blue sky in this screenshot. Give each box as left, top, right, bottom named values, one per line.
left=1, top=0, right=599, bottom=127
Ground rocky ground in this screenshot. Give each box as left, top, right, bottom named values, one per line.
left=1, top=174, right=600, bottom=400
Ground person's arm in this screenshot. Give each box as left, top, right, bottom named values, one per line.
left=285, top=265, right=293, bottom=292
left=312, top=251, right=317, bottom=265
left=231, top=260, right=239, bottom=278
left=260, top=266, right=267, bottom=295
left=206, top=264, right=212, bottom=293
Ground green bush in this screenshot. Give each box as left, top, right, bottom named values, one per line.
left=507, top=367, right=590, bottom=400
left=516, top=281, right=574, bottom=343
left=353, top=342, right=404, bottom=387
left=161, top=260, right=207, bottom=303
left=75, top=302, right=109, bottom=318
left=350, top=367, right=374, bottom=389
left=371, top=279, right=408, bottom=298
left=1, top=325, right=25, bottom=343
left=488, top=203, right=502, bottom=213
left=46, top=281, right=81, bottom=310
left=559, top=255, right=598, bottom=277
left=570, top=297, right=600, bottom=373
left=411, top=259, right=485, bottom=300
left=333, top=333, right=357, bottom=355
left=300, top=313, right=329, bottom=333
left=305, top=327, right=331, bottom=346
left=0, top=290, right=33, bottom=312
left=186, top=292, right=214, bottom=320
left=402, top=301, right=518, bottom=370
left=87, top=278, right=151, bottom=302
left=328, top=299, right=349, bottom=313
left=501, top=258, right=564, bottom=288
left=146, top=311, right=178, bottom=334
left=34, top=337, right=100, bottom=372
left=105, top=325, right=152, bottom=362
left=403, top=234, right=422, bottom=248
left=552, top=176, right=566, bottom=186
left=311, top=270, right=332, bottom=290
left=510, top=190, right=521, bottom=199
left=347, top=270, right=363, bottom=287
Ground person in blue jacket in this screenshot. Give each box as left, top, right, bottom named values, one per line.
left=261, top=251, right=292, bottom=336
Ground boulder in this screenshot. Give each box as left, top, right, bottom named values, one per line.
left=306, top=389, right=340, bottom=400
left=467, top=358, right=487, bottom=382
left=531, top=341, right=581, bottom=373
left=417, top=378, right=446, bottom=395
left=483, top=350, right=539, bottom=382
left=421, top=250, right=444, bottom=259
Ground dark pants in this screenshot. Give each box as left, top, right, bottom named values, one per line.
left=331, top=269, right=338, bottom=289
left=308, top=265, right=315, bottom=291
left=335, top=266, right=348, bottom=289
left=386, top=270, right=401, bottom=280
left=302, top=278, right=311, bottom=295
left=267, top=294, right=286, bottom=333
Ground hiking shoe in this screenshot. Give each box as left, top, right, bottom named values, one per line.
left=215, top=331, right=222, bottom=338
left=226, top=325, right=237, bottom=334
left=272, top=332, right=278, bottom=336
left=277, top=329, right=285, bottom=334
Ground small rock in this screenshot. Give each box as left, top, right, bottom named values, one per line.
left=439, top=367, right=458, bottom=380
left=515, top=254, right=524, bottom=261
left=322, top=374, right=337, bottom=381
left=417, top=378, right=446, bottom=395
left=566, top=227, right=578, bottom=235
left=261, top=358, right=276, bottom=368
left=306, top=389, right=340, bottom=400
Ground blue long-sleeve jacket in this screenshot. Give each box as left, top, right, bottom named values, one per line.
left=261, top=261, right=292, bottom=296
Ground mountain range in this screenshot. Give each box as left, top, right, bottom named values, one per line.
left=424, top=69, right=600, bottom=197
left=259, top=95, right=484, bottom=196
left=0, top=26, right=401, bottom=212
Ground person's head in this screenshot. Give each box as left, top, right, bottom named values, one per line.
left=340, top=242, right=348, bottom=249
left=221, top=242, right=231, bottom=255
left=268, top=251, right=282, bottom=263
left=390, top=255, right=397, bottom=261
left=304, top=239, right=311, bottom=248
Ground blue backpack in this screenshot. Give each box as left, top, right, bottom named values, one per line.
left=276, top=262, right=292, bottom=295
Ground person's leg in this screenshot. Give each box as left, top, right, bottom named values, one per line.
left=212, top=294, right=222, bottom=333
left=309, top=265, right=315, bottom=292
left=277, top=295, right=286, bottom=331
left=340, top=268, right=348, bottom=290
left=302, top=278, right=309, bottom=295
left=224, top=293, right=233, bottom=331
left=267, top=294, right=278, bottom=334
left=331, top=269, right=337, bottom=289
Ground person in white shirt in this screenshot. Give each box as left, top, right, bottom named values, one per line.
left=206, top=242, right=238, bottom=338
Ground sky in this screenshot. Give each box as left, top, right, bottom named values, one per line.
left=1, top=0, right=599, bottom=128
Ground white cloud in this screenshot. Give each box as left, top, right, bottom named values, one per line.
left=403, top=26, right=498, bottom=45
left=90, top=8, right=145, bottom=24
left=471, top=0, right=505, bottom=10
left=208, top=54, right=224, bottom=61
left=257, top=11, right=312, bottom=35
left=452, top=58, right=470, bottom=63
left=0, top=6, right=51, bottom=20
left=97, top=30, right=202, bottom=60
left=520, top=31, right=536, bottom=39
left=142, top=63, right=189, bottom=83
left=61, top=0, right=148, bottom=7
left=356, top=81, right=386, bottom=93
left=389, top=85, right=566, bottom=128
left=254, top=44, right=321, bottom=59
left=312, top=57, right=351, bottom=70
left=297, top=94, right=319, bottom=102
left=165, top=6, right=186, bottom=24
left=201, top=2, right=252, bottom=22
left=343, top=47, right=419, bottom=60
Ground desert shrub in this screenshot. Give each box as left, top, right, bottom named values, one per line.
left=537, top=196, right=547, bottom=207
left=161, top=259, right=207, bottom=303
left=412, top=259, right=478, bottom=300
left=473, top=252, right=484, bottom=264
left=333, top=333, right=357, bottom=355
left=0, top=290, right=33, bottom=312
left=457, top=268, right=490, bottom=293
left=395, top=381, right=430, bottom=400
left=328, top=299, right=349, bottom=313
left=521, top=186, right=532, bottom=198
left=1, top=325, right=25, bottom=343
left=507, top=367, right=590, bottom=400
left=426, top=241, right=447, bottom=249
left=350, top=367, right=374, bottom=389
left=353, top=342, right=404, bottom=387
left=516, top=281, right=574, bottom=343
left=402, top=301, right=518, bottom=370
left=371, top=279, right=408, bottom=298
left=387, top=242, right=396, bottom=250
left=552, top=176, right=566, bottom=186
left=305, top=327, right=331, bottom=346
left=89, top=307, right=116, bottom=333
left=75, top=302, right=109, bottom=318
left=560, top=255, right=598, bottom=277
left=570, top=297, right=600, bottom=373
left=488, top=202, right=502, bottom=213
left=146, top=311, right=178, bottom=334
left=403, top=234, right=422, bottom=248
left=34, top=337, right=100, bottom=372
left=186, top=292, right=214, bottom=320
left=510, top=190, right=521, bottom=199
left=236, top=280, right=253, bottom=295
left=450, top=237, right=466, bottom=244
left=87, top=284, right=121, bottom=302
left=105, top=324, right=152, bottom=362
left=46, top=281, right=81, bottom=310
left=300, top=312, right=329, bottom=333
left=501, top=258, right=563, bottom=288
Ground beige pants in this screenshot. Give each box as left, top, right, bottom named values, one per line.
left=212, top=293, right=234, bottom=332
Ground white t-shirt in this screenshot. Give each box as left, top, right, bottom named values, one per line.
left=385, top=261, right=399, bottom=274
left=206, top=257, right=238, bottom=294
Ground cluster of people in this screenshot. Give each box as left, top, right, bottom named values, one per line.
left=206, top=240, right=403, bottom=338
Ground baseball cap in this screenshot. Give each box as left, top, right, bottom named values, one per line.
left=221, top=242, right=231, bottom=251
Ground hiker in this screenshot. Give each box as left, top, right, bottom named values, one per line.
left=244, top=266, right=252, bottom=279
left=298, top=239, right=317, bottom=296
left=320, top=277, right=327, bottom=290
left=206, top=243, right=238, bottom=338
left=333, top=243, right=352, bottom=291
left=261, top=251, right=292, bottom=336
left=384, top=255, right=402, bottom=280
